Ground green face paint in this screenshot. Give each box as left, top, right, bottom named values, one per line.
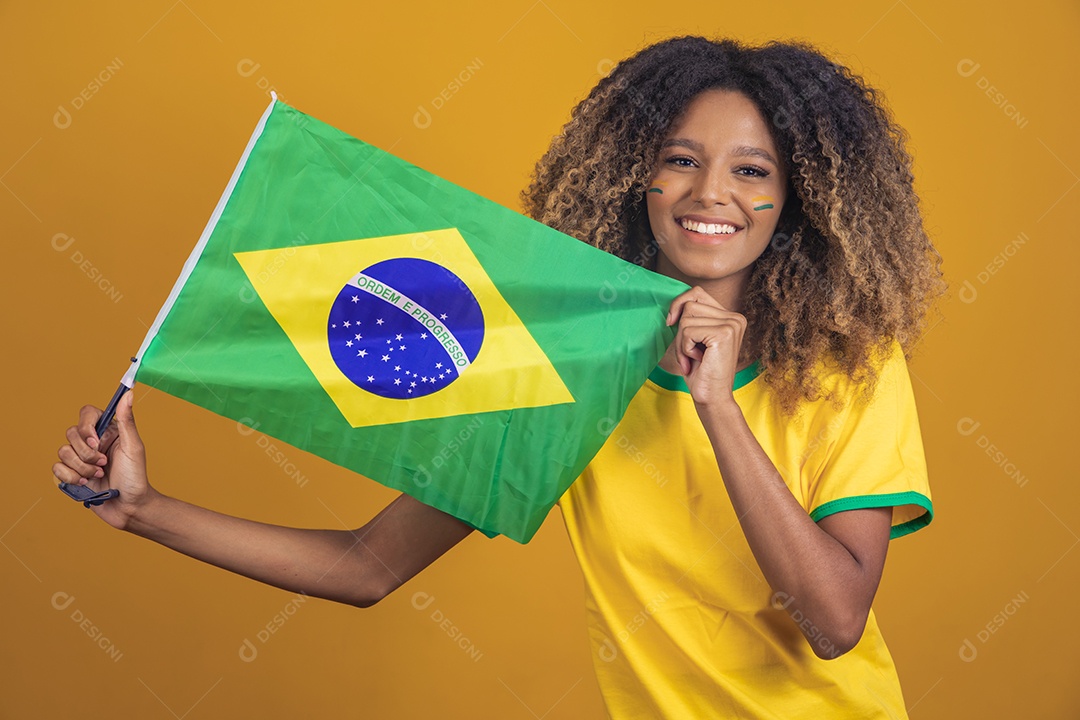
left=647, top=187, right=664, bottom=194
left=752, top=195, right=774, bottom=211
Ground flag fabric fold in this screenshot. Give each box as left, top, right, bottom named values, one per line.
left=120, top=93, right=687, bottom=543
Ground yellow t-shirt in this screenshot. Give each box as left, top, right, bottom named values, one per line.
left=558, top=339, right=933, bottom=719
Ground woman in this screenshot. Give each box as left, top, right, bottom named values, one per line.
left=53, top=36, right=945, bottom=718
left=526, top=37, right=944, bottom=717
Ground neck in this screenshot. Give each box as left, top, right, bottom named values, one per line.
left=656, top=263, right=751, bottom=314
left=693, top=277, right=747, bottom=314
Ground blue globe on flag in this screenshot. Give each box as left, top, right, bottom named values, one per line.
left=327, top=258, right=485, bottom=400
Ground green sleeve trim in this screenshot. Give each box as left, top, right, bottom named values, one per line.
left=809, top=491, right=934, bottom=540
left=648, top=360, right=761, bottom=394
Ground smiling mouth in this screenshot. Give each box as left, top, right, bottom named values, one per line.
left=679, top=218, right=741, bottom=236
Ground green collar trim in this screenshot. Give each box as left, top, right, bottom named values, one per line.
left=648, top=360, right=761, bottom=394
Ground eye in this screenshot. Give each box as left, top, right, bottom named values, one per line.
left=736, top=165, right=770, bottom=178
left=664, top=155, right=697, bottom=168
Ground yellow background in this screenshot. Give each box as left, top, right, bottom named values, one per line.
left=4, top=1, right=1076, bottom=717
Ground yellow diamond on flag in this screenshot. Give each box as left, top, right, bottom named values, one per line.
left=234, top=228, right=574, bottom=428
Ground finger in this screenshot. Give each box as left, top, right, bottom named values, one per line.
left=672, top=325, right=706, bottom=376
left=97, top=422, right=120, bottom=454
left=675, top=302, right=733, bottom=325
left=81, top=402, right=123, bottom=454
left=678, top=334, right=709, bottom=372
left=676, top=315, right=747, bottom=335
left=57, top=444, right=105, bottom=480
left=681, top=320, right=743, bottom=350
left=77, top=404, right=105, bottom=449
left=52, top=461, right=87, bottom=485
left=666, top=287, right=724, bottom=325
left=666, top=287, right=703, bottom=325
left=65, top=425, right=106, bottom=466
left=113, top=391, right=142, bottom=452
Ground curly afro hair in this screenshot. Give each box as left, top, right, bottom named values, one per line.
left=521, top=36, right=946, bottom=415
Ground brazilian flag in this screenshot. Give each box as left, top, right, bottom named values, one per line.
left=120, top=94, right=685, bottom=543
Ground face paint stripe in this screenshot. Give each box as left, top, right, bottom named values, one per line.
left=752, top=195, right=774, bottom=211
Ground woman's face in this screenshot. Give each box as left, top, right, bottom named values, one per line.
left=646, top=89, right=788, bottom=307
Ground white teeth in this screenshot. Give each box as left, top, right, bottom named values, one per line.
left=680, top=218, right=738, bottom=235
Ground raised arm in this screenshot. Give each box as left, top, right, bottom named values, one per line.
left=667, top=287, right=891, bottom=659
left=52, top=390, right=474, bottom=608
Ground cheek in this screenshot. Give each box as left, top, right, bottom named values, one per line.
left=749, top=215, right=784, bottom=260
left=752, top=215, right=782, bottom=252
left=749, top=185, right=783, bottom=213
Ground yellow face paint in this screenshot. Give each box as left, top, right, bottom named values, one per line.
left=752, top=195, right=774, bottom=211
left=647, top=180, right=668, bottom=194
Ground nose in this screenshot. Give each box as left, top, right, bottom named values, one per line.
left=691, top=168, right=733, bottom=206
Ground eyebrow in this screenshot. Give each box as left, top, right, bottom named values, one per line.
left=660, top=138, right=779, bottom=166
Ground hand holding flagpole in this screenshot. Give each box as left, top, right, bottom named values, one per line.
left=56, top=380, right=131, bottom=507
